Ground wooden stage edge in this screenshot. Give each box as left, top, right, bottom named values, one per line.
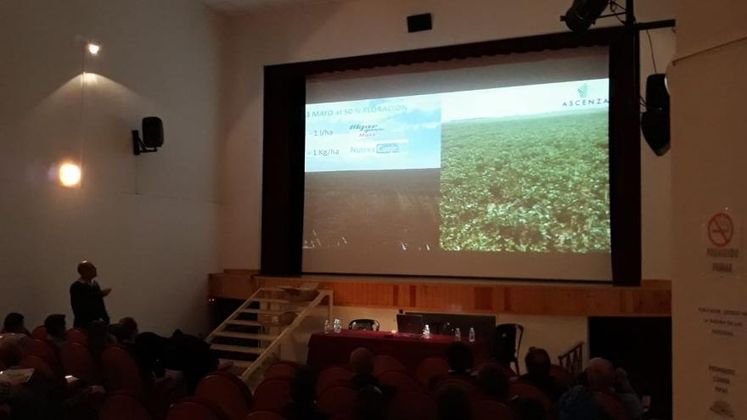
left=208, top=270, right=671, bottom=317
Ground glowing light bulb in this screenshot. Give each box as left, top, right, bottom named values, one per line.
left=58, top=162, right=82, bottom=187
left=87, top=43, right=100, bottom=56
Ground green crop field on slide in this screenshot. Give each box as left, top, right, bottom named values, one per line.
left=439, top=109, right=610, bottom=253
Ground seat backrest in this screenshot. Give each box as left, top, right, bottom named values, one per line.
left=166, top=398, right=229, bottom=420
left=509, top=382, right=553, bottom=414
left=416, top=357, right=449, bottom=386
left=378, top=370, right=423, bottom=393
left=316, top=366, right=353, bottom=396
left=318, top=385, right=357, bottom=417
left=20, top=354, right=64, bottom=388
left=348, top=319, right=380, bottom=331
left=594, top=391, right=629, bottom=420
left=264, top=362, right=296, bottom=380
left=251, top=379, right=291, bottom=413
left=244, top=412, right=285, bottom=420
left=0, top=341, right=23, bottom=367
left=60, top=342, right=99, bottom=384
left=195, top=372, right=253, bottom=420
left=101, top=345, right=145, bottom=397
left=100, top=392, right=152, bottom=420
left=472, top=399, right=516, bottom=420
left=475, top=360, right=517, bottom=378
left=31, top=326, right=47, bottom=340
left=389, top=391, right=437, bottom=420
left=28, top=338, right=60, bottom=370
left=372, top=354, right=405, bottom=376
left=433, top=375, right=479, bottom=397
left=66, top=328, right=89, bottom=347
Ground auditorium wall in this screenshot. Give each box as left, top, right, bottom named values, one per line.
left=0, top=0, right=224, bottom=334
left=671, top=1, right=747, bottom=417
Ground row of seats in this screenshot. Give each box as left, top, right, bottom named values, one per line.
left=100, top=371, right=259, bottom=420
left=252, top=358, right=558, bottom=420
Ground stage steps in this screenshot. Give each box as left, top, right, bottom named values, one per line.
left=206, top=284, right=333, bottom=382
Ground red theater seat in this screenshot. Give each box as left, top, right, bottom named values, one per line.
left=251, top=379, right=291, bottom=413
left=195, top=372, right=253, bottom=420
left=100, top=392, right=152, bottom=420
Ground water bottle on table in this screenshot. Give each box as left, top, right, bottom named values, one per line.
left=333, top=318, right=342, bottom=333
left=454, top=327, right=461, bottom=341
left=468, top=327, right=476, bottom=343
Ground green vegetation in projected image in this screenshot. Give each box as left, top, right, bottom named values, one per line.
left=439, top=109, right=610, bottom=253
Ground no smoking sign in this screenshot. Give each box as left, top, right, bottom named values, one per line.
left=705, top=210, right=742, bottom=278
left=708, top=213, right=735, bottom=248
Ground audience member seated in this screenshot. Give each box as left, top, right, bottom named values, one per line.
left=109, top=317, right=138, bottom=345
left=510, top=397, right=547, bottom=420
left=557, top=385, right=609, bottom=420
left=282, top=365, right=328, bottom=420
left=586, top=358, right=643, bottom=420
left=0, top=312, right=31, bottom=355
left=352, top=385, right=387, bottom=420
left=349, top=348, right=379, bottom=390
left=163, top=329, right=219, bottom=394
left=476, top=364, right=510, bottom=402
left=436, top=384, right=472, bottom=420
left=132, top=331, right=168, bottom=382
left=518, top=347, right=567, bottom=401
left=447, top=342, right=474, bottom=377
left=128, top=328, right=217, bottom=394
left=85, top=320, right=116, bottom=362
left=1, top=313, right=30, bottom=336
left=44, top=314, right=68, bottom=350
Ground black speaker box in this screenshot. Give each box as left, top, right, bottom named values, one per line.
left=407, top=13, right=432, bottom=33
left=642, top=74, right=670, bottom=156
left=142, top=117, right=164, bottom=148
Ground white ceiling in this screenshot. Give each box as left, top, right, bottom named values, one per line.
left=201, top=0, right=341, bottom=13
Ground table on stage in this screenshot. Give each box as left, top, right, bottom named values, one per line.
left=306, top=329, right=490, bottom=373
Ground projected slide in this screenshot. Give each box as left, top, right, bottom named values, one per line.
left=304, top=77, right=611, bottom=279
left=306, top=96, right=442, bottom=172
left=438, top=80, right=610, bottom=254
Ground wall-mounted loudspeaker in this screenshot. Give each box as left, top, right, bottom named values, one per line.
left=641, top=74, right=670, bottom=156
left=132, top=116, right=164, bottom=155
left=407, top=13, right=432, bottom=33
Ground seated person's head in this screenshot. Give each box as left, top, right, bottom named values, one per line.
left=290, top=365, right=318, bottom=405
left=586, top=358, right=615, bottom=391
left=2, top=312, right=25, bottom=334
left=349, top=347, right=374, bottom=376
left=436, top=384, right=473, bottom=420
left=110, top=317, right=138, bottom=343
left=525, top=347, right=552, bottom=377
left=477, top=364, right=510, bottom=401
left=44, top=314, right=66, bottom=339
left=447, top=342, right=473, bottom=374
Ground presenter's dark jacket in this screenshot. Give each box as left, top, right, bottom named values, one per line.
left=70, top=279, right=110, bottom=328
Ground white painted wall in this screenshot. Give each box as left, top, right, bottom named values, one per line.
left=220, top=0, right=677, bottom=281
left=0, top=0, right=224, bottom=335
left=671, top=1, right=747, bottom=418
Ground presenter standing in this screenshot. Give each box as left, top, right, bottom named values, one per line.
left=70, top=260, right=111, bottom=328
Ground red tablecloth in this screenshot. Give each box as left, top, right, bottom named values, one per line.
left=306, top=330, right=489, bottom=373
